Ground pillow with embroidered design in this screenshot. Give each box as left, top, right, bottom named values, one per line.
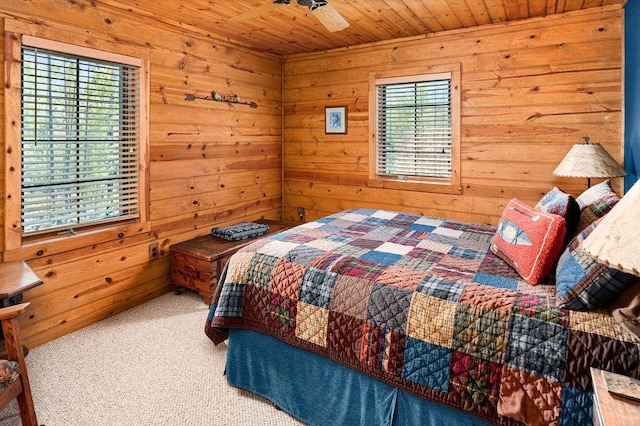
left=491, top=199, right=566, bottom=285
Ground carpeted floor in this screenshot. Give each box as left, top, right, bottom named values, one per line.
left=0, top=291, right=302, bottom=425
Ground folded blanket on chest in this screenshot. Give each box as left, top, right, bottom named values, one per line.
left=211, top=222, right=269, bottom=241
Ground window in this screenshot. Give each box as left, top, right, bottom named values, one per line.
left=376, top=78, right=451, bottom=179
left=4, top=22, right=149, bottom=252
left=369, top=65, right=460, bottom=194
left=21, top=43, right=140, bottom=235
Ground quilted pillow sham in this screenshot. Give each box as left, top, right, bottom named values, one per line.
left=491, top=198, right=566, bottom=285
left=535, top=186, right=580, bottom=247
left=556, top=220, right=638, bottom=310
left=574, top=180, right=620, bottom=234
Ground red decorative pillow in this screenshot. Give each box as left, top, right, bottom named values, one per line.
left=491, top=199, right=566, bottom=285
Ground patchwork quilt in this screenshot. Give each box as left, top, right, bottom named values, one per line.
left=205, top=208, right=640, bottom=425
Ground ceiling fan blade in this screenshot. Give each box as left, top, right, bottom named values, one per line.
left=311, top=4, right=349, bottom=32
left=229, top=3, right=281, bottom=23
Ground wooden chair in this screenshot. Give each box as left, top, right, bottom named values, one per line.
left=0, top=303, right=37, bottom=426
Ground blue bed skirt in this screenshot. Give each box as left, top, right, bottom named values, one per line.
left=226, top=329, right=491, bottom=426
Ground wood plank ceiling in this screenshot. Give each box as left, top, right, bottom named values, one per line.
left=101, top=0, right=623, bottom=55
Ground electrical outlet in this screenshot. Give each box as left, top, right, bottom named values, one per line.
left=297, top=206, right=306, bottom=222
left=149, top=243, right=159, bottom=260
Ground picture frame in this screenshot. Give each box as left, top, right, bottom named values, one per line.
left=325, top=106, right=347, bottom=134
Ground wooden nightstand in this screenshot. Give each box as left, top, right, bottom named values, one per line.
left=170, top=220, right=291, bottom=304
left=591, top=368, right=640, bottom=426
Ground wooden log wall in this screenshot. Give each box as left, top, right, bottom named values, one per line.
left=1, top=0, right=282, bottom=347
left=282, top=7, right=623, bottom=225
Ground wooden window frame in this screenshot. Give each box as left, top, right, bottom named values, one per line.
left=368, top=63, right=461, bottom=195
left=3, top=19, right=151, bottom=257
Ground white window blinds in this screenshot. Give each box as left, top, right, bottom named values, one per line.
left=375, top=75, right=452, bottom=180
left=21, top=45, right=140, bottom=236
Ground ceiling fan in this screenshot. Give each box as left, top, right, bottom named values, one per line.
left=230, top=0, right=350, bottom=32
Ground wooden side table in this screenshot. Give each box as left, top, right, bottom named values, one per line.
left=0, top=261, right=43, bottom=308
left=591, top=368, right=640, bottom=426
left=170, top=220, right=291, bottom=304
left=0, top=261, right=43, bottom=356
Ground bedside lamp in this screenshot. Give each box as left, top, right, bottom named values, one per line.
left=553, top=136, right=626, bottom=188
left=582, top=179, right=640, bottom=277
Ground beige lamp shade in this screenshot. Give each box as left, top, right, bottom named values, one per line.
left=553, top=143, right=626, bottom=179
left=582, top=179, right=640, bottom=277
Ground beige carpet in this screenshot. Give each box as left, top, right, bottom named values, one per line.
left=0, top=292, right=302, bottom=425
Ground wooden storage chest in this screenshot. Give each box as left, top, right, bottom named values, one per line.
left=170, top=220, right=291, bottom=304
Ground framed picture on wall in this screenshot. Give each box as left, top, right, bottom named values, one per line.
left=325, top=106, right=347, bottom=134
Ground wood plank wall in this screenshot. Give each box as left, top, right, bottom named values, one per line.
left=0, top=2, right=624, bottom=348
left=282, top=6, right=623, bottom=225
left=0, top=0, right=282, bottom=347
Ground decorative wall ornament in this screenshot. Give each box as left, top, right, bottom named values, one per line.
left=185, top=91, right=258, bottom=108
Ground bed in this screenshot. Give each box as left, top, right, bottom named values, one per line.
left=205, top=187, right=640, bottom=425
